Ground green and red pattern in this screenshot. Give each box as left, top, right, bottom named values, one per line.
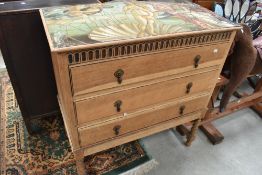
left=0, top=69, right=146, bottom=175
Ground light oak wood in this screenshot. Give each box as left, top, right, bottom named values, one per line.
left=51, top=53, right=80, bottom=150
left=75, top=69, right=218, bottom=125
left=70, top=43, right=228, bottom=95
left=74, top=150, right=86, bottom=175
left=44, top=23, right=237, bottom=174
left=78, top=94, right=210, bottom=146
left=76, top=91, right=210, bottom=127
left=74, top=65, right=220, bottom=100
left=75, top=159, right=86, bottom=175
left=185, top=118, right=201, bottom=146
left=82, top=111, right=204, bottom=156
left=40, top=0, right=240, bottom=170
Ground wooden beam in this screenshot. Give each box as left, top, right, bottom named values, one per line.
left=251, top=77, right=262, bottom=117
left=202, top=91, right=262, bottom=125
left=199, top=122, right=224, bottom=145
left=176, top=122, right=225, bottom=145
left=251, top=103, right=262, bottom=117
left=231, top=91, right=262, bottom=118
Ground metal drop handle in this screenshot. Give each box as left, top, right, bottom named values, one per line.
left=186, top=82, right=193, bottom=94
left=114, top=69, right=124, bottom=84
left=113, top=125, right=121, bottom=136
left=114, top=100, right=122, bottom=112
left=179, top=105, right=186, bottom=115
left=194, top=55, right=201, bottom=68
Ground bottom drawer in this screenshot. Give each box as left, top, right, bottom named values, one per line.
left=83, top=111, right=202, bottom=155
left=78, top=94, right=209, bottom=147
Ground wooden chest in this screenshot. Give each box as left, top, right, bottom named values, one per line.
left=40, top=1, right=240, bottom=174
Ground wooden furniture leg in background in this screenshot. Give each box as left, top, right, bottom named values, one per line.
left=185, top=119, right=201, bottom=146
left=201, top=76, right=262, bottom=144
left=251, top=77, right=262, bottom=117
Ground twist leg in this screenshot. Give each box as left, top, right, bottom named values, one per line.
left=76, top=159, right=86, bottom=175
left=74, top=151, right=86, bottom=175
left=185, top=119, right=200, bottom=146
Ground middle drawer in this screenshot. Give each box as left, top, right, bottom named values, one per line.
left=75, top=69, right=218, bottom=125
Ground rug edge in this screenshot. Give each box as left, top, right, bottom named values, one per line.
left=0, top=92, right=6, bottom=175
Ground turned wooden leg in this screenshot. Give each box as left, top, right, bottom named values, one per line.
left=185, top=119, right=200, bottom=146
left=74, top=151, right=86, bottom=175
left=76, top=159, right=86, bottom=175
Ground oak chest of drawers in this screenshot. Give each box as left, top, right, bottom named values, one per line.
left=40, top=1, right=240, bottom=174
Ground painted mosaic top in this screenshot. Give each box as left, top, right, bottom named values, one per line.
left=41, top=1, right=239, bottom=50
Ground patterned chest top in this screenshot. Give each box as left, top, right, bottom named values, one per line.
left=40, top=1, right=239, bottom=50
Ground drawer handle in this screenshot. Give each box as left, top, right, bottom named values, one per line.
left=114, top=69, right=124, bottom=84
left=113, top=125, right=121, bottom=136
left=114, top=100, right=122, bottom=112
left=186, top=82, right=193, bottom=94
left=194, top=55, right=201, bottom=68
left=179, top=105, right=186, bottom=115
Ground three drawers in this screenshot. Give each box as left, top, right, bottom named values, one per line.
left=78, top=94, right=209, bottom=147
left=70, top=43, right=226, bottom=95
left=68, top=43, right=228, bottom=149
left=75, top=68, right=218, bottom=125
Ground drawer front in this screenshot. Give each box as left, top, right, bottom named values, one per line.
left=70, top=43, right=227, bottom=95
left=75, top=69, right=217, bottom=125
left=78, top=95, right=209, bottom=147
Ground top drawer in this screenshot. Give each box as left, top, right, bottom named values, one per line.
left=70, top=43, right=227, bottom=96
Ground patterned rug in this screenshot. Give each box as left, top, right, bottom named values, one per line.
left=0, top=69, right=154, bottom=175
